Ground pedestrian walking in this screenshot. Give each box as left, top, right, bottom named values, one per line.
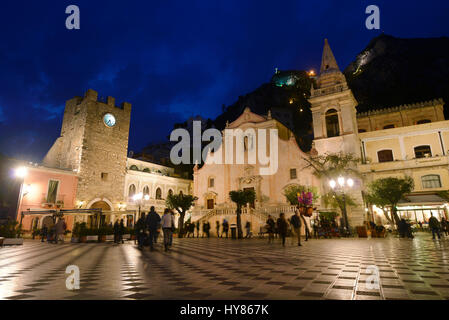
left=441, top=217, right=449, bottom=236
left=145, top=206, right=161, bottom=251
left=245, top=221, right=251, bottom=238
left=429, top=214, right=441, bottom=240
left=221, top=219, right=229, bottom=238
left=290, top=208, right=302, bottom=246
left=266, top=215, right=275, bottom=243
left=203, top=221, right=210, bottom=238
left=276, top=213, right=289, bottom=247
left=161, top=209, right=176, bottom=252
left=216, top=220, right=220, bottom=237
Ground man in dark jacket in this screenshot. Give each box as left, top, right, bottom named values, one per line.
left=276, top=213, right=289, bottom=246
left=290, top=209, right=302, bottom=246
left=135, top=213, right=146, bottom=249
left=146, top=206, right=161, bottom=251
left=429, top=214, right=441, bottom=240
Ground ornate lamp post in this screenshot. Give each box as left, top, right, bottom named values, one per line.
left=133, top=192, right=149, bottom=219
left=329, top=176, right=354, bottom=234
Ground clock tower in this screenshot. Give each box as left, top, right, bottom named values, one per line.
left=43, top=89, right=132, bottom=211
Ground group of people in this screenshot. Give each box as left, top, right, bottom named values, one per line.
left=184, top=219, right=235, bottom=238
left=134, top=206, right=176, bottom=252
left=40, top=217, right=67, bottom=243
left=265, top=206, right=312, bottom=246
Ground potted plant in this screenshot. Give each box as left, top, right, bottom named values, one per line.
left=86, top=228, right=98, bottom=242
left=0, top=220, right=24, bottom=245
left=97, top=225, right=111, bottom=242
left=78, top=222, right=88, bottom=243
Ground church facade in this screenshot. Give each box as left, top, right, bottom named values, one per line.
left=192, top=38, right=449, bottom=230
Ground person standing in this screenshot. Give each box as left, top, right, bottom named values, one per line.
left=41, top=225, right=48, bottom=243
left=221, top=219, right=229, bottom=238
left=266, top=215, right=275, bottom=243
left=428, top=214, right=441, bottom=240
left=290, top=209, right=302, bottom=246
left=215, top=221, right=220, bottom=238
left=119, top=219, right=125, bottom=244
left=135, top=213, right=146, bottom=249
left=300, top=211, right=311, bottom=241
left=55, top=218, right=66, bottom=243
left=161, top=209, right=175, bottom=252
left=276, top=213, right=289, bottom=247
left=113, top=220, right=120, bottom=243
left=203, top=221, right=210, bottom=238
left=196, top=221, right=200, bottom=238
left=145, top=206, right=161, bottom=251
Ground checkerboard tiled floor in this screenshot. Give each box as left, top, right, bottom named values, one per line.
left=1, top=233, right=449, bottom=300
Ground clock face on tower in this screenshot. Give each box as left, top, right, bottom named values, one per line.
left=103, top=113, right=116, bottom=128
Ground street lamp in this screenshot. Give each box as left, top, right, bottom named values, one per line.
left=329, top=176, right=354, bottom=235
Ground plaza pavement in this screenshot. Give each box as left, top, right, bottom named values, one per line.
left=1, top=233, right=449, bottom=300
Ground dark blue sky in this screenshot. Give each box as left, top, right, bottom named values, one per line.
left=0, top=0, right=448, bottom=162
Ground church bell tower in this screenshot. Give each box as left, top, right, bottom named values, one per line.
left=308, top=39, right=365, bottom=226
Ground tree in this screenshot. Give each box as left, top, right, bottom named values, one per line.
left=166, top=194, right=197, bottom=238
left=283, top=185, right=319, bottom=206
left=366, top=177, right=414, bottom=227
left=303, top=152, right=361, bottom=230
left=364, top=192, right=392, bottom=224
left=229, top=189, right=256, bottom=239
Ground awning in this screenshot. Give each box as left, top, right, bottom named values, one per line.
left=398, top=194, right=447, bottom=206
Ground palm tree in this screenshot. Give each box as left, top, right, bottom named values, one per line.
left=229, top=189, right=256, bottom=239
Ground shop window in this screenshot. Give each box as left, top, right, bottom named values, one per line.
left=422, top=175, right=441, bottom=189
left=325, top=109, right=339, bottom=137
left=290, top=168, right=297, bottom=180
left=155, top=188, right=162, bottom=199
left=46, top=180, right=59, bottom=204
left=414, top=145, right=432, bottom=158
left=377, top=150, right=394, bottom=163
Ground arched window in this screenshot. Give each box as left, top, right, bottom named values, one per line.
left=414, top=145, right=432, bottom=158
left=129, top=165, right=139, bottom=171
left=143, top=186, right=150, bottom=196
left=383, top=124, right=395, bottom=129
left=128, top=184, right=136, bottom=197
left=168, top=189, right=173, bottom=197
left=208, top=177, right=215, bottom=188
left=179, top=190, right=183, bottom=196
left=422, top=175, right=441, bottom=189
left=417, top=119, right=431, bottom=125
left=377, top=150, right=394, bottom=163
left=325, top=109, right=339, bottom=137
left=143, top=168, right=151, bottom=173
left=155, top=188, right=162, bottom=200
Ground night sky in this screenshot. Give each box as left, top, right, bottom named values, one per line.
left=0, top=0, right=448, bottom=162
